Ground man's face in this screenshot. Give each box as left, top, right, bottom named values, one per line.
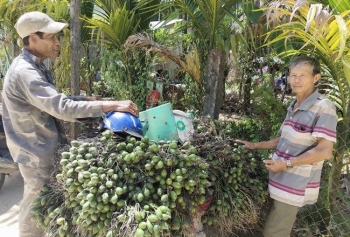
left=31, top=33, right=61, bottom=61
left=288, top=64, right=320, bottom=96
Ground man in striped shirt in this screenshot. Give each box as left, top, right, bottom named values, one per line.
left=240, top=55, right=337, bottom=237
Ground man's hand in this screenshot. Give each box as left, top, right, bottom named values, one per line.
left=103, top=100, right=139, bottom=117
left=236, top=140, right=256, bottom=150
left=263, top=159, right=286, bottom=172
left=236, top=137, right=280, bottom=151
left=114, top=100, right=139, bottom=117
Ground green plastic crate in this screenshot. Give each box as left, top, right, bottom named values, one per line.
left=139, top=103, right=179, bottom=142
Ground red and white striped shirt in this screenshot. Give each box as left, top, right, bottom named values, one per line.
left=269, top=90, right=337, bottom=207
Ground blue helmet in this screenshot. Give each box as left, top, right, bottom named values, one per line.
left=102, top=111, right=143, bottom=138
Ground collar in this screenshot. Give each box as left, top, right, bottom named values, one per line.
left=287, top=90, right=321, bottom=112
left=22, top=48, right=45, bottom=69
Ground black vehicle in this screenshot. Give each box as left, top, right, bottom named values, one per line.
left=0, top=114, right=18, bottom=191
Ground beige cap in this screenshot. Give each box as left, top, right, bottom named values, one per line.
left=15, top=11, right=68, bottom=38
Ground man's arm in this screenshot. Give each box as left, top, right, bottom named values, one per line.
left=289, top=137, right=334, bottom=166
left=264, top=137, right=334, bottom=172
left=238, top=137, right=280, bottom=150
left=68, top=96, right=139, bottom=117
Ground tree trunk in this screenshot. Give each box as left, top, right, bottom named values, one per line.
left=242, top=70, right=252, bottom=114
left=270, top=68, right=276, bottom=88
left=12, top=39, right=21, bottom=59
left=202, top=49, right=226, bottom=119
left=185, top=212, right=206, bottom=237
left=70, top=0, right=81, bottom=140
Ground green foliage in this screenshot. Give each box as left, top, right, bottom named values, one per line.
left=328, top=0, right=350, bottom=13
left=81, top=0, right=162, bottom=109
left=80, top=54, right=100, bottom=96
left=221, top=116, right=277, bottom=144
left=181, top=73, right=205, bottom=112
left=152, top=27, right=206, bottom=112
left=98, top=48, right=152, bottom=110
left=159, top=0, right=240, bottom=51
left=84, top=0, right=160, bottom=49
left=153, top=27, right=178, bottom=47
left=127, top=50, right=152, bottom=111
left=0, top=42, right=10, bottom=79
left=250, top=84, right=289, bottom=138
left=98, top=48, right=128, bottom=98
left=53, top=29, right=71, bottom=92
left=85, top=3, right=140, bottom=48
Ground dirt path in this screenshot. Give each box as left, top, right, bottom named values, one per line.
left=0, top=170, right=23, bottom=237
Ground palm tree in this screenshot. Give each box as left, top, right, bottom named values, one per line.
left=159, top=0, right=243, bottom=118
left=263, top=0, right=350, bottom=234
left=129, top=0, right=265, bottom=118
left=69, top=0, right=81, bottom=140
left=83, top=0, right=161, bottom=108
left=127, top=1, right=277, bottom=116
left=70, top=0, right=81, bottom=97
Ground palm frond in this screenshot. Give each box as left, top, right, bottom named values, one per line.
left=124, top=32, right=201, bottom=82
left=328, top=0, right=350, bottom=14
left=334, top=15, right=349, bottom=60
left=264, top=0, right=350, bottom=85
left=95, top=0, right=122, bottom=16
left=159, top=0, right=240, bottom=50
left=84, top=4, right=140, bottom=48
left=342, top=55, right=350, bottom=85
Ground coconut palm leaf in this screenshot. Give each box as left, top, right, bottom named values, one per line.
left=161, top=0, right=206, bottom=37
left=159, top=0, right=240, bottom=50
left=125, top=32, right=201, bottom=82
left=0, top=0, right=32, bottom=32
left=328, top=0, right=350, bottom=14
left=94, top=0, right=160, bottom=32
left=263, top=2, right=350, bottom=85
left=196, top=0, right=236, bottom=49
left=84, top=4, right=140, bottom=48
left=85, top=0, right=160, bottom=48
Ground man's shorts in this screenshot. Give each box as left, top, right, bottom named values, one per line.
left=263, top=199, right=300, bottom=237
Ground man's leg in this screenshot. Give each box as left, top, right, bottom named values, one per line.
left=263, top=200, right=299, bottom=237
left=18, top=164, right=53, bottom=237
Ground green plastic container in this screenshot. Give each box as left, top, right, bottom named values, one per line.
left=139, top=103, right=179, bottom=142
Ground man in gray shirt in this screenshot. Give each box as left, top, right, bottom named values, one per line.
left=2, top=11, right=139, bottom=237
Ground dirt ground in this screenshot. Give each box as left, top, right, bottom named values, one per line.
left=205, top=228, right=264, bottom=237
left=0, top=170, right=23, bottom=237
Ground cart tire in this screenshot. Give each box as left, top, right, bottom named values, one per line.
left=0, top=173, right=5, bottom=191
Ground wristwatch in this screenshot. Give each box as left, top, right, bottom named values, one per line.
left=286, top=159, right=293, bottom=168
